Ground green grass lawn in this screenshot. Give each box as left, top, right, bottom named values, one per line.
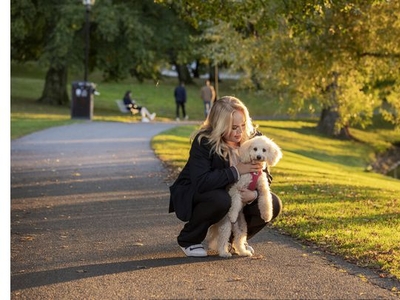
left=153, top=121, right=400, bottom=283
left=11, top=62, right=289, bottom=139
left=11, top=62, right=400, bottom=285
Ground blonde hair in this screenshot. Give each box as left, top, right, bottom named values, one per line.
left=191, top=96, right=257, bottom=159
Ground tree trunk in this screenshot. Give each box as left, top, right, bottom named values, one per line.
left=175, top=63, right=193, bottom=84
left=317, top=72, right=351, bottom=139
left=192, top=60, right=200, bottom=78
left=317, top=107, right=351, bottom=139
left=37, top=66, right=69, bottom=105
left=208, top=64, right=221, bottom=83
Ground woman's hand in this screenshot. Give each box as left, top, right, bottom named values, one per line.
left=240, top=188, right=258, bottom=204
left=235, top=161, right=263, bottom=175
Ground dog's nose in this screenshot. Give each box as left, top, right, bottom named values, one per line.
left=256, top=155, right=262, bottom=160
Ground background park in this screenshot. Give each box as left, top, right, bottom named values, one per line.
left=10, top=0, right=400, bottom=287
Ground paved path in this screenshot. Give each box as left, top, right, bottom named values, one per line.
left=11, top=122, right=400, bottom=299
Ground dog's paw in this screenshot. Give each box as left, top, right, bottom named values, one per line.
left=235, top=249, right=253, bottom=257
left=218, top=251, right=232, bottom=258
left=260, top=211, right=273, bottom=223
left=232, top=243, right=254, bottom=257
left=228, top=215, right=237, bottom=224
left=242, top=250, right=253, bottom=257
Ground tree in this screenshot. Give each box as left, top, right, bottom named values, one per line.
left=158, top=0, right=400, bottom=137
left=11, top=0, right=195, bottom=105
left=11, top=0, right=82, bottom=105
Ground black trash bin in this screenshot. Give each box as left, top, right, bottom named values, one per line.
left=71, top=81, right=95, bottom=120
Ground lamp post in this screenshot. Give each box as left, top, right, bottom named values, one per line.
left=70, top=0, right=95, bottom=120
left=83, top=0, right=95, bottom=83
left=214, top=63, right=219, bottom=100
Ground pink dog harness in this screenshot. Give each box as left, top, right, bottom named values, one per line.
left=247, top=171, right=261, bottom=191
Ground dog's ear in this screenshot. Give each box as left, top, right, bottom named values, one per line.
left=266, top=143, right=282, bottom=166
left=262, top=136, right=282, bottom=167
left=239, top=139, right=252, bottom=163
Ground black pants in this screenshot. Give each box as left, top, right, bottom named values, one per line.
left=176, top=102, right=186, bottom=118
left=177, top=189, right=282, bottom=247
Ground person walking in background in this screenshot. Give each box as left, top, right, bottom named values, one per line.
left=123, top=90, right=156, bottom=122
left=174, top=81, right=188, bottom=121
left=200, top=79, right=216, bottom=118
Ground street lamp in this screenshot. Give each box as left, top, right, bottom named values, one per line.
left=83, top=0, right=95, bottom=83
left=214, top=63, right=219, bottom=100
left=70, top=0, right=95, bottom=120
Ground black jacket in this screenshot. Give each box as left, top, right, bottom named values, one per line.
left=169, top=134, right=238, bottom=221
left=174, top=86, right=187, bottom=103
left=123, top=95, right=140, bottom=110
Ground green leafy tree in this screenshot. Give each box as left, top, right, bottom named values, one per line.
left=11, top=0, right=194, bottom=105
left=159, top=0, right=400, bottom=137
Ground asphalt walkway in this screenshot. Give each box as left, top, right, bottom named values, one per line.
left=11, top=121, right=400, bottom=299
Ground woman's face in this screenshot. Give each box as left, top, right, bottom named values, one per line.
left=223, top=110, right=246, bottom=146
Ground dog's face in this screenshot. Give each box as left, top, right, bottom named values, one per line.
left=239, top=136, right=282, bottom=167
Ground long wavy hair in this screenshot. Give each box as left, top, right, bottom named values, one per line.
left=192, top=96, right=257, bottom=159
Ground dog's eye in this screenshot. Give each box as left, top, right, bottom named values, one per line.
left=253, top=147, right=257, bottom=151
left=262, top=148, right=266, bottom=152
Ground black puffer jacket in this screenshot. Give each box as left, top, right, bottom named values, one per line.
left=169, top=134, right=238, bottom=221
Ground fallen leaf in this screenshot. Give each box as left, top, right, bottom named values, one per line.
left=227, top=277, right=243, bottom=282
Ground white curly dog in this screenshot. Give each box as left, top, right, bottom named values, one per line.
left=206, top=135, right=282, bottom=257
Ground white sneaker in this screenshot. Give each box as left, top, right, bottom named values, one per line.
left=141, top=117, right=150, bottom=123
left=150, top=113, right=156, bottom=120
left=180, top=244, right=208, bottom=257
left=184, top=115, right=189, bottom=120
left=176, top=117, right=180, bottom=121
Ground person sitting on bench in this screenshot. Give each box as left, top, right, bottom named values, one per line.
left=123, top=90, right=156, bottom=122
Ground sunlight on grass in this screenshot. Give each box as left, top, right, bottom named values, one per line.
left=12, top=113, right=71, bottom=120
left=11, top=112, right=75, bottom=139
left=152, top=121, right=400, bottom=280
left=152, top=126, right=194, bottom=168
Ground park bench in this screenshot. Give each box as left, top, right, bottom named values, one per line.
left=115, top=99, right=139, bottom=115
